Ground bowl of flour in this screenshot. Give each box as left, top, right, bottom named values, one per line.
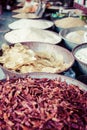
left=59, top=26, right=87, bottom=50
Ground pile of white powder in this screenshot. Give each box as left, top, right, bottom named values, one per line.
left=75, top=48, right=87, bottom=64
left=66, top=30, right=86, bottom=44
left=5, top=28, right=61, bottom=44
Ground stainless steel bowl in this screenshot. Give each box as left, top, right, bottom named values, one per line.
left=0, top=72, right=87, bottom=130
left=0, top=42, right=74, bottom=77
left=4, top=28, right=62, bottom=45
left=59, top=26, right=87, bottom=50
left=72, top=43, right=87, bottom=74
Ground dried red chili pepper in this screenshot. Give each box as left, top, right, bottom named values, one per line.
left=0, top=77, right=87, bottom=130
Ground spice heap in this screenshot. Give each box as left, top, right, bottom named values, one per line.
left=0, top=77, right=87, bottom=129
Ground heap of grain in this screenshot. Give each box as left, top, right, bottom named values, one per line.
left=55, top=17, right=86, bottom=28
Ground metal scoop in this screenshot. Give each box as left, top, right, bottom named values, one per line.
left=35, top=0, right=46, bottom=17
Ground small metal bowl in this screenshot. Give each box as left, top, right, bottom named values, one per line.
left=59, top=26, right=87, bottom=50
left=4, top=28, right=62, bottom=45
left=8, top=19, right=54, bottom=30
left=0, top=42, right=74, bottom=77
left=72, top=43, right=87, bottom=75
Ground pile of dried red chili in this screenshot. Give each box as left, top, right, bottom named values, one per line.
left=0, top=77, right=87, bottom=130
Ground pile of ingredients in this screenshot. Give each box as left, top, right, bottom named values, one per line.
left=55, top=17, right=86, bottom=28
left=0, top=77, right=87, bottom=129
left=0, top=43, right=69, bottom=73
